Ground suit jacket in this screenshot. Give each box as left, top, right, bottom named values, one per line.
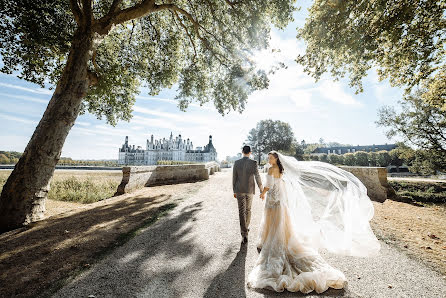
left=232, top=156, right=263, bottom=194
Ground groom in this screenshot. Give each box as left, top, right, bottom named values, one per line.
left=232, top=145, right=263, bottom=244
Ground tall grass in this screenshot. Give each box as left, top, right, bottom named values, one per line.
left=389, top=180, right=446, bottom=204
left=0, top=171, right=121, bottom=204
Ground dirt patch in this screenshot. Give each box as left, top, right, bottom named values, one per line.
left=371, top=200, right=446, bottom=276
left=0, top=180, right=207, bottom=298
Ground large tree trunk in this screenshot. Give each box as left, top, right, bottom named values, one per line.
left=0, top=28, right=95, bottom=232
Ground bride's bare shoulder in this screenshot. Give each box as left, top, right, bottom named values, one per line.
left=267, top=167, right=273, bottom=175
left=268, top=166, right=281, bottom=178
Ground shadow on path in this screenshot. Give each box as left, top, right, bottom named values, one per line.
left=204, top=243, right=248, bottom=297
left=54, top=201, right=216, bottom=297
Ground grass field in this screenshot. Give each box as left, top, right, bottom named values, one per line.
left=0, top=170, right=122, bottom=204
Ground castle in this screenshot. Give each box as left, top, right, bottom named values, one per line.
left=118, top=132, right=217, bottom=165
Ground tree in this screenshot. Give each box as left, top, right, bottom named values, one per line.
left=398, top=147, right=446, bottom=175
left=367, top=152, right=377, bottom=167
left=319, top=153, right=328, bottom=163
left=309, top=155, right=320, bottom=161
left=0, top=0, right=297, bottom=232
left=353, top=151, right=369, bottom=166
left=327, top=154, right=338, bottom=165
left=377, top=90, right=446, bottom=155
left=246, top=119, right=295, bottom=164
left=296, top=0, right=445, bottom=104
left=0, top=154, right=9, bottom=164
left=318, top=137, right=325, bottom=147
left=376, top=151, right=391, bottom=167
left=389, top=148, right=404, bottom=172
left=294, top=142, right=305, bottom=161
left=343, top=153, right=355, bottom=166
left=303, top=143, right=320, bottom=155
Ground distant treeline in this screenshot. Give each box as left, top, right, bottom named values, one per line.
left=301, top=150, right=402, bottom=167
left=0, top=151, right=119, bottom=167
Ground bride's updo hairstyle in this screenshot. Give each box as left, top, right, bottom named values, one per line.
left=268, top=151, right=284, bottom=174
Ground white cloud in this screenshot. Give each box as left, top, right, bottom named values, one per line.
left=0, top=112, right=37, bottom=125
left=130, top=114, right=182, bottom=131
left=318, top=80, right=362, bottom=106
left=75, top=121, right=91, bottom=126
left=0, top=92, right=48, bottom=104
left=136, top=94, right=214, bottom=111
left=0, top=82, right=52, bottom=95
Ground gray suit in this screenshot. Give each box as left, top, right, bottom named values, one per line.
left=232, top=156, right=263, bottom=237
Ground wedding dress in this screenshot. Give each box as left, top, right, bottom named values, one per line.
left=247, top=152, right=380, bottom=293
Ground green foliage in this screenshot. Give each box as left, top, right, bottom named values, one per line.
left=377, top=90, right=446, bottom=153
left=319, top=153, right=328, bottom=163
left=376, top=150, right=391, bottom=167
left=389, top=149, right=404, bottom=167
left=294, top=142, right=305, bottom=161
left=309, top=155, right=319, bottom=161
left=0, top=151, right=119, bottom=166
left=367, top=151, right=377, bottom=166
left=246, top=119, right=295, bottom=159
left=327, top=154, right=343, bottom=165
left=0, top=0, right=298, bottom=124
left=343, top=153, right=355, bottom=166
left=389, top=181, right=446, bottom=204
left=303, top=143, right=320, bottom=155
left=353, top=151, right=369, bottom=166
left=376, top=90, right=446, bottom=173
left=296, top=0, right=445, bottom=95
left=0, top=151, right=22, bottom=164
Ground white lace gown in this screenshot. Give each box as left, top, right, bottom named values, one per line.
left=247, top=173, right=347, bottom=293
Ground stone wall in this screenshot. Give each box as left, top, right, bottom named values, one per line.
left=340, top=166, right=395, bottom=202
left=114, top=162, right=221, bottom=195
left=262, top=164, right=393, bottom=202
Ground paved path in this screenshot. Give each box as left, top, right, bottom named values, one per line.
left=55, top=170, right=446, bottom=298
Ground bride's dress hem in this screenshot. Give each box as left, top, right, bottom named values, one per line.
left=247, top=266, right=347, bottom=294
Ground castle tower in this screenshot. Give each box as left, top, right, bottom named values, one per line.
left=125, top=136, right=128, bottom=146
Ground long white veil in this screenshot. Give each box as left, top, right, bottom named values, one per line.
left=275, top=151, right=380, bottom=257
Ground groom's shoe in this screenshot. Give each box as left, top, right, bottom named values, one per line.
left=242, top=236, right=248, bottom=244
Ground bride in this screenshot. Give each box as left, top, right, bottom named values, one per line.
left=247, top=151, right=381, bottom=294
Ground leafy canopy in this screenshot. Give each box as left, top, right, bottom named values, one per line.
left=0, top=0, right=298, bottom=125
left=376, top=89, right=446, bottom=154
left=246, top=119, right=295, bottom=155
left=296, top=0, right=445, bottom=103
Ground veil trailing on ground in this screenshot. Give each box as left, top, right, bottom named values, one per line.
left=274, top=151, right=381, bottom=257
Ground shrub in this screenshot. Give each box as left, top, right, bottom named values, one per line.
left=354, top=151, right=369, bottom=166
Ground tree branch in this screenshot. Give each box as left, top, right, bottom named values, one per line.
left=171, top=11, right=197, bottom=61
left=95, top=0, right=156, bottom=34
left=108, top=0, right=123, bottom=14
left=81, top=0, right=93, bottom=26
left=94, top=1, right=230, bottom=67
left=69, top=0, right=83, bottom=25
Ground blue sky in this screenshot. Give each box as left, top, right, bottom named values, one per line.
left=0, top=1, right=403, bottom=161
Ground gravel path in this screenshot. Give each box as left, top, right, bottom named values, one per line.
left=54, top=169, right=446, bottom=298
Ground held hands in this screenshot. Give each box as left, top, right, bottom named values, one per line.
left=260, top=193, right=265, bottom=200
left=233, top=193, right=237, bottom=199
